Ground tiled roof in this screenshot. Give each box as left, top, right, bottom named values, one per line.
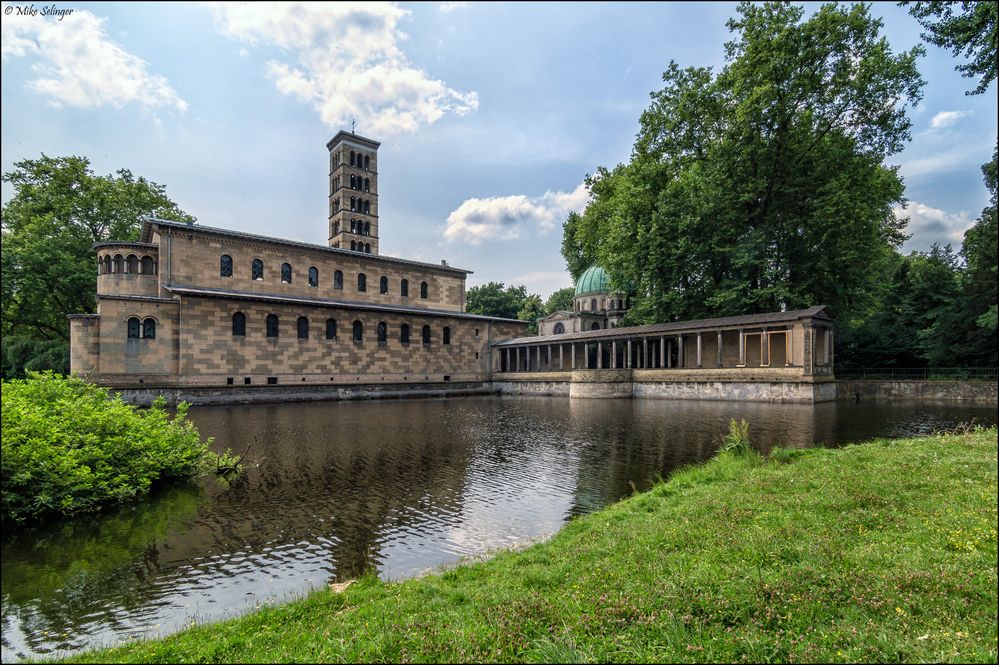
left=163, top=284, right=528, bottom=324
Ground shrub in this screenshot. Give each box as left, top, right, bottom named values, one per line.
left=1, top=372, right=214, bottom=523
left=719, top=418, right=752, bottom=455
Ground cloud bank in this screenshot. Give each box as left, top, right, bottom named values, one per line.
left=205, top=2, right=478, bottom=135
left=929, top=110, right=971, bottom=129
left=896, top=201, right=973, bottom=250
left=1, top=8, right=186, bottom=111
left=444, top=182, right=589, bottom=244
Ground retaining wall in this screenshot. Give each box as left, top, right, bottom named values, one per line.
left=837, top=380, right=997, bottom=404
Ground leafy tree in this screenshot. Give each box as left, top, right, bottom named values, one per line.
left=562, top=3, right=923, bottom=329
left=901, top=0, right=997, bottom=94
left=466, top=282, right=530, bottom=320
left=544, top=287, right=575, bottom=315
left=1, top=155, right=194, bottom=376
left=517, top=294, right=545, bottom=335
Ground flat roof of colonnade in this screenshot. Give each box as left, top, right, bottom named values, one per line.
left=493, top=306, right=832, bottom=347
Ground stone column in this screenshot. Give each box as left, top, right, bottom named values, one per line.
left=612, top=341, right=617, bottom=369
left=666, top=338, right=672, bottom=368
left=762, top=327, right=769, bottom=366
left=537, top=346, right=542, bottom=371
left=597, top=341, right=603, bottom=369
left=829, top=328, right=834, bottom=369
left=738, top=329, right=746, bottom=366
left=802, top=322, right=814, bottom=375
left=660, top=337, right=666, bottom=368
left=571, top=343, right=576, bottom=369
left=696, top=333, right=702, bottom=368
left=678, top=335, right=685, bottom=368
left=559, top=344, right=564, bottom=370
left=787, top=325, right=794, bottom=366
left=627, top=339, right=632, bottom=369
left=717, top=331, right=723, bottom=367
left=825, top=327, right=833, bottom=366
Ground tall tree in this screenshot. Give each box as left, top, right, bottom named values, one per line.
left=563, top=2, right=924, bottom=326
left=544, top=287, right=575, bottom=315
left=901, top=0, right=997, bottom=94
left=1, top=155, right=194, bottom=375
left=517, top=294, right=545, bottom=335
left=466, top=282, right=530, bottom=320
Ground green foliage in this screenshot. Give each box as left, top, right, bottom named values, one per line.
left=562, top=3, right=923, bottom=328
left=0, top=155, right=194, bottom=377
left=465, top=282, right=531, bottom=320
left=719, top=418, right=752, bottom=455
left=1, top=372, right=214, bottom=524
left=544, top=287, right=575, bottom=316
left=62, top=429, right=998, bottom=663
left=902, top=0, right=998, bottom=94
left=1, top=334, right=69, bottom=377
left=517, top=294, right=545, bottom=335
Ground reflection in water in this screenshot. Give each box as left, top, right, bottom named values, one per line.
left=2, top=396, right=993, bottom=661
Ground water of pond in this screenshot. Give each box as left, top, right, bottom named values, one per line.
left=2, top=396, right=995, bottom=661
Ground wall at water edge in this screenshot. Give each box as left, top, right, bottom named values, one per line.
left=837, top=380, right=997, bottom=404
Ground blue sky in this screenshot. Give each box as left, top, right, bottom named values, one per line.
left=2, top=2, right=996, bottom=298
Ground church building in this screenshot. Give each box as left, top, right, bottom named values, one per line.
left=69, top=131, right=528, bottom=395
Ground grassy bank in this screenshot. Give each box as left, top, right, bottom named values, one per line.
left=59, top=428, right=997, bottom=663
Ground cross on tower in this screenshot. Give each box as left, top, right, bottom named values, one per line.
left=351, top=118, right=356, bottom=133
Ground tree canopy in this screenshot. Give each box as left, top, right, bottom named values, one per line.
left=563, top=2, right=924, bottom=327
left=901, top=0, right=998, bottom=95
left=1, top=155, right=194, bottom=376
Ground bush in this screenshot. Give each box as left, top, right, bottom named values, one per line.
left=1, top=372, right=214, bottom=524
left=719, top=418, right=752, bottom=455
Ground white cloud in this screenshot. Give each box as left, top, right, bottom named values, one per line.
left=1, top=8, right=186, bottom=111
left=444, top=182, right=589, bottom=244
left=895, top=201, right=973, bottom=251
left=929, top=110, right=971, bottom=129
left=439, top=2, right=468, bottom=11
left=204, top=2, right=477, bottom=135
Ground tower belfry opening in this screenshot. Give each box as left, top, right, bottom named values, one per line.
left=327, top=130, right=380, bottom=255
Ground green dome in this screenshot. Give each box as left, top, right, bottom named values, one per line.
left=575, top=266, right=610, bottom=296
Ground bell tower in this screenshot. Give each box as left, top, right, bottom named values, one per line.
left=327, top=130, right=380, bottom=254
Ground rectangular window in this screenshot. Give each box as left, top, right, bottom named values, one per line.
left=244, top=377, right=252, bottom=385
left=267, top=377, right=278, bottom=385
left=226, top=377, right=234, bottom=385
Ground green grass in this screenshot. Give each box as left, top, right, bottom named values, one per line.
left=56, top=428, right=998, bottom=663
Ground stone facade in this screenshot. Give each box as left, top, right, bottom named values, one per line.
left=70, top=133, right=529, bottom=394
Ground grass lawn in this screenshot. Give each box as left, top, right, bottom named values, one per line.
left=56, top=428, right=998, bottom=663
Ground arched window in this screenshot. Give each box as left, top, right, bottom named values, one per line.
left=351, top=240, right=357, bottom=251
left=220, top=255, right=233, bottom=277
left=591, top=322, right=601, bottom=331
left=351, top=197, right=356, bottom=211
left=326, top=318, right=337, bottom=340
left=127, top=317, right=140, bottom=339
left=401, top=279, right=409, bottom=297
left=142, top=318, right=156, bottom=340
left=591, top=298, right=597, bottom=311
left=113, top=254, right=124, bottom=273
left=350, top=150, right=355, bottom=166
left=420, top=281, right=429, bottom=299
left=232, top=312, right=246, bottom=336
left=141, top=255, right=155, bottom=274
left=364, top=178, right=370, bottom=192
left=308, top=266, right=319, bottom=287
left=126, top=255, right=139, bottom=274
left=364, top=200, right=371, bottom=214
left=553, top=322, right=565, bottom=334
left=281, top=263, right=292, bottom=284
left=334, top=270, right=343, bottom=289
left=400, top=323, right=410, bottom=344
left=379, top=276, right=388, bottom=294
left=297, top=316, right=309, bottom=339
left=352, top=320, right=363, bottom=342
left=350, top=219, right=357, bottom=233
left=364, top=155, right=370, bottom=170
left=364, top=243, right=371, bottom=253
left=252, top=259, right=264, bottom=280
left=103, top=255, right=112, bottom=274
left=443, top=326, right=451, bottom=345
left=267, top=314, right=279, bottom=338
left=422, top=325, right=431, bottom=346
left=357, top=273, right=366, bottom=292
left=362, top=221, right=369, bottom=236
left=377, top=321, right=387, bottom=345
left=350, top=174, right=356, bottom=189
